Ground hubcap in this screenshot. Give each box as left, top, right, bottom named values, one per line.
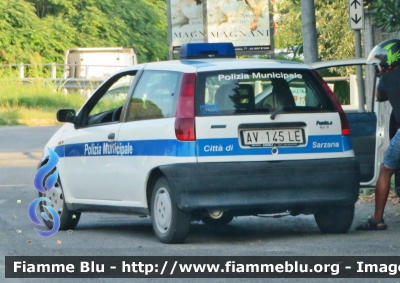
left=154, top=187, right=172, bottom=234
left=42, top=182, right=64, bottom=219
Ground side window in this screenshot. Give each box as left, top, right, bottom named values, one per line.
left=85, top=73, right=136, bottom=126
left=126, top=70, right=181, bottom=122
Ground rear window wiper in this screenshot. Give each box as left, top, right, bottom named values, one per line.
left=270, top=106, right=287, bottom=120
left=270, top=106, right=323, bottom=120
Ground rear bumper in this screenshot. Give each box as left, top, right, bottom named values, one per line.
left=160, top=158, right=360, bottom=213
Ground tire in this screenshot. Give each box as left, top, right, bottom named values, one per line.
left=39, top=178, right=81, bottom=230
left=314, top=205, right=354, bottom=234
left=151, top=177, right=191, bottom=244
left=202, top=213, right=234, bottom=226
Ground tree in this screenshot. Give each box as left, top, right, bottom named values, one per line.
left=273, top=0, right=303, bottom=58
left=274, top=0, right=355, bottom=63
left=0, top=0, right=73, bottom=64
left=0, top=0, right=169, bottom=64
left=365, top=0, right=400, bottom=32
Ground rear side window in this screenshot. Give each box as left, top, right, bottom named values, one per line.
left=126, top=70, right=182, bottom=122
left=195, top=69, right=336, bottom=116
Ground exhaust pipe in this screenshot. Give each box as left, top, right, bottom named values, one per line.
left=208, top=210, right=223, bottom=219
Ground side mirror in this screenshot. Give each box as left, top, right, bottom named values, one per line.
left=57, top=109, right=76, bottom=123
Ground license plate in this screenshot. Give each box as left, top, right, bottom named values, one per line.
left=241, top=128, right=305, bottom=147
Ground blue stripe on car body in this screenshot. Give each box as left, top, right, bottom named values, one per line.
left=54, top=135, right=352, bottom=158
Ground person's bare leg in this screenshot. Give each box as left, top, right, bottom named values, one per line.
left=373, top=165, right=396, bottom=221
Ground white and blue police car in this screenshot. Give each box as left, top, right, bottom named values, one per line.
left=38, top=43, right=360, bottom=243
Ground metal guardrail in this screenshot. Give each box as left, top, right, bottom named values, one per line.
left=0, top=78, right=105, bottom=90
left=0, top=63, right=129, bottom=78
left=0, top=63, right=132, bottom=90
left=51, top=78, right=104, bottom=89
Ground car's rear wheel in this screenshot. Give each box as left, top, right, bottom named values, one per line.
left=202, top=213, right=234, bottom=226
left=151, top=177, right=191, bottom=244
left=39, top=179, right=81, bottom=230
left=314, top=205, right=354, bottom=233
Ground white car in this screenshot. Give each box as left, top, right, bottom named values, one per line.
left=38, top=43, right=372, bottom=244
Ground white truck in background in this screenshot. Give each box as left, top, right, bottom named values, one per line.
left=64, top=47, right=138, bottom=79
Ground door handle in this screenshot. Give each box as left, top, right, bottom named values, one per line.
left=108, top=133, right=115, bottom=140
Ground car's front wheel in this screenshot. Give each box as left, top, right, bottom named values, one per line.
left=314, top=205, right=354, bottom=233
left=151, top=177, right=191, bottom=244
left=39, top=179, right=81, bottom=230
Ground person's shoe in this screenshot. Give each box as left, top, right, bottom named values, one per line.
left=355, top=218, right=387, bottom=231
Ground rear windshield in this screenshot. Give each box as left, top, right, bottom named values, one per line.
left=195, top=69, right=336, bottom=116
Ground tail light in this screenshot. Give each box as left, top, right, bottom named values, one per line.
left=175, top=73, right=196, bottom=141
left=312, top=70, right=350, bottom=136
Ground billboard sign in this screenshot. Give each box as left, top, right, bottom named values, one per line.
left=168, top=0, right=273, bottom=55
left=169, top=0, right=205, bottom=50
left=206, top=0, right=272, bottom=54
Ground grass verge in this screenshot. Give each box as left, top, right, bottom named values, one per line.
left=0, top=80, right=86, bottom=126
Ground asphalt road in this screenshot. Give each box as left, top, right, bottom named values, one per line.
left=1, top=126, right=400, bottom=283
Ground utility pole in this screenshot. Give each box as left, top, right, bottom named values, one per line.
left=166, top=0, right=173, bottom=60
left=348, top=0, right=365, bottom=112
left=300, top=0, right=318, bottom=63
left=349, top=0, right=365, bottom=112
left=355, top=29, right=365, bottom=112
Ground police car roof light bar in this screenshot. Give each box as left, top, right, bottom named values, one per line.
left=179, top=43, right=236, bottom=59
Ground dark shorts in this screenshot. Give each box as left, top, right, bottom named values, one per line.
left=383, top=129, right=400, bottom=169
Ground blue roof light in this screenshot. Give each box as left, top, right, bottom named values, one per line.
left=179, top=43, right=236, bottom=59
